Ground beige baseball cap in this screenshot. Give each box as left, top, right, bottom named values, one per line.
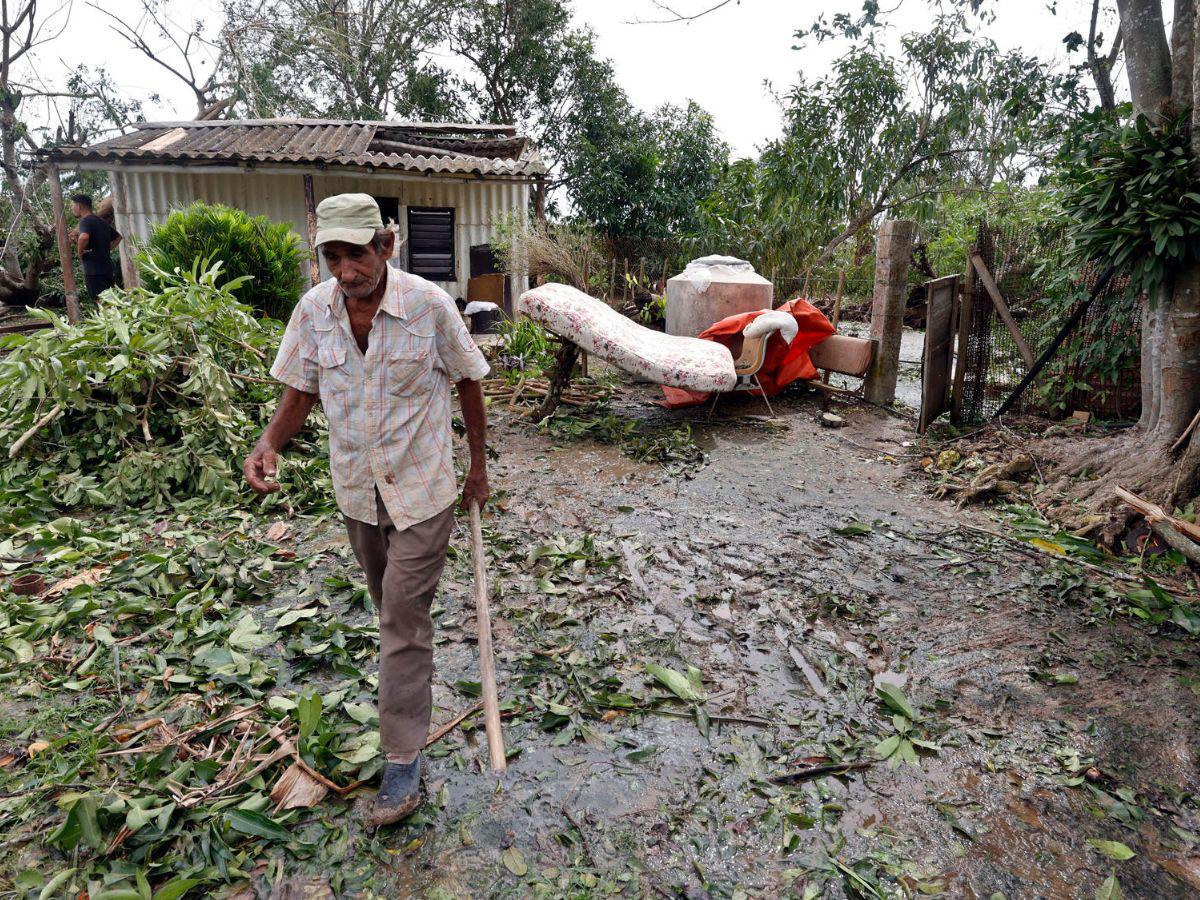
left=314, top=193, right=384, bottom=246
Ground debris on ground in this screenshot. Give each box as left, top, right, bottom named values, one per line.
left=2, top=328, right=1198, bottom=897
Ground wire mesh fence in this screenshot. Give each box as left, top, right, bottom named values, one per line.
left=956, top=221, right=1141, bottom=423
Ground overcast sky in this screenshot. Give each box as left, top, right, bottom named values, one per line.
left=26, top=0, right=1121, bottom=159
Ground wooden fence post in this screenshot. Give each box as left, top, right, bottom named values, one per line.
left=46, top=165, right=81, bottom=323
left=863, top=219, right=914, bottom=406
left=821, top=269, right=848, bottom=385
left=303, top=174, right=320, bottom=287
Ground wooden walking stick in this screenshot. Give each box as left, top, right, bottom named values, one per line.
left=469, top=501, right=507, bottom=772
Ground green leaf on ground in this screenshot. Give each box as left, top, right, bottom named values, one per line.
left=833, top=522, right=872, bottom=537
left=297, top=690, right=322, bottom=739
left=1095, top=875, right=1123, bottom=900
left=501, top=846, right=528, bottom=876
left=225, top=808, right=291, bottom=842
left=875, top=682, right=919, bottom=720
left=646, top=663, right=703, bottom=700
left=1088, top=839, right=1136, bottom=861
left=51, top=796, right=102, bottom=852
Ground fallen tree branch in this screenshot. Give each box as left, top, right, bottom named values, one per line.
left=532, top=341, right=581, bottom=420
left=1115, top=485, right=1200, bottom=565
left=9, top=403, right=62, bottom=457
left=769, top=760, right=874, bottom=786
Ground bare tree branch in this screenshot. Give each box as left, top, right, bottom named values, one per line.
left=629, top=0, right=738, bottom=26
left=88, top=0, right=227, bottom=118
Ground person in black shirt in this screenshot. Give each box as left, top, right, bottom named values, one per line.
left=71, top=194, right=121, bottom=299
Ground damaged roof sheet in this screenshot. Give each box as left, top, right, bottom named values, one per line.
left=44, top=119, right=548, bottom=179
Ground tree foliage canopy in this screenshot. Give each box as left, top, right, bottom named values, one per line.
left=695, top=8, right=1089, bottom=276
left=137, top=202, right=308, bottom=320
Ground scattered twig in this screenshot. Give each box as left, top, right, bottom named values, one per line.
left=424, top=700, right=485, bottom=747
left=769, top=760, right=874, bottom=786
left=562, top=801, right=597, bottom=866
left=620, top=541, right=652, bottom=597
left=1170, top=407, right=1200, bottom=454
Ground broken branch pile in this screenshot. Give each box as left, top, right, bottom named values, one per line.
left=0, top=261, right=329, bottom=512
left=483, top=376, right=609, bottom=409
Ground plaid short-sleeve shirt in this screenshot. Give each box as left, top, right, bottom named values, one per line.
left=270, top=266, right=490, bottom=529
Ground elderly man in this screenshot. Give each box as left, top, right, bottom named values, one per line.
left=244, top=194, right=490, bottom=827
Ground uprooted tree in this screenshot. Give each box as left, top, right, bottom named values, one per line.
left=1048, top=0, right=1200, bottom=534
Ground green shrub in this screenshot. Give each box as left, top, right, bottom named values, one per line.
left=137, top=202, right=307, bottom=319
left=495, top=316, right=558, bottom=377
left=1059, top=107, right=1200, bottom=297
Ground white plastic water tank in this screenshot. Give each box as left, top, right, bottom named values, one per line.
left=665, top=255, right=774, bottom=337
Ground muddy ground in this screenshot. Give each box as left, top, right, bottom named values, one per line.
left=4, top=378, right=1197, bottom=899
left=270, top=382, right=1198, bottom=898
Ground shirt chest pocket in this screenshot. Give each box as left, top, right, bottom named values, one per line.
left=314, top=328, right=352, bottom=397
left=387, top=349, right=433, bottom=397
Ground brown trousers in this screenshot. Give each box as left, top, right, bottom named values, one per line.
left=344, top=492, right=456, bottom=755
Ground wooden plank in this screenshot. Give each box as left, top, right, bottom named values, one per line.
left=950, top=255, right=975, bottom=423
left=46, top=165, right=80, bottom=323
left=302, top=174, right=320, bottom=287
left=969, top=252, right=1034, bottom=369
left=469, top=502, right=507, bottom=773
left=820, top=268, right=846, bottom=386
left=918, top=275, right=958, bottom=434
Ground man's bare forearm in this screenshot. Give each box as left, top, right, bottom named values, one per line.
left=258, top=386, right=318, bottom=451
left=456, top=378, right=488, bottom=472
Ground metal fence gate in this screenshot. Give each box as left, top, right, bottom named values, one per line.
left=918, top=222, right=1141, bottom=432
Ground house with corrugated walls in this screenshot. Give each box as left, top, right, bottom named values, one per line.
left=43, top=118, right=547, bottom=315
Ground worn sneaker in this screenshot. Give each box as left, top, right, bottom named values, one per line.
left=369, top=756, right=423, bottom=828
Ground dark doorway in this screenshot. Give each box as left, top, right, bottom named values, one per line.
left=469, top=243, right=512, bottom=318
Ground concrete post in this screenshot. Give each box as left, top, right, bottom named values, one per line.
left=110, top=169, right=139, bottom=290
left=863, top=219, right=914, bottom=406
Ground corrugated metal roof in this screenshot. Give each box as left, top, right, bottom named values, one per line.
left=44, top=119, right=548, bottom=178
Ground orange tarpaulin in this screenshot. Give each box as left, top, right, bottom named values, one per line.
left=659, top=298, right=836, bottom=409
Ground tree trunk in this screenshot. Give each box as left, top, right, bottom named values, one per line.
left=1171, top=0, right=1195, bottom=113
left=1156, top=263, right=1200, bottom=444
left=1138, top=292, right=1166, bottom=432
left=1052, top=2, right=1200, bottom=539
left=1115, top=0, right=1173, bottom=120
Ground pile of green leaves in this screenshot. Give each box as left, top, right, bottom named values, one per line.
left=1059, top=108, right=1200, bottom=297
left=540, top=410, right=706, bottom=473
left=0, top=505, right=385, bottom=897
left=0, top=262, right=330, bottom=514
left=137, top=202, right=308, bottom=320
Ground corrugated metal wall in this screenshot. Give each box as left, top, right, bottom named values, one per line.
left=119, top=168, right=531, bottom=296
